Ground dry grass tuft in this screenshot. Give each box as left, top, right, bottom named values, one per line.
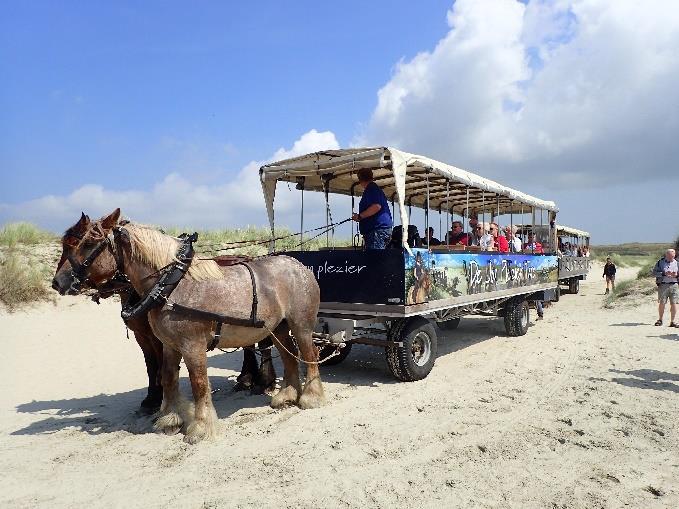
left=0, top=250, right=54, bottom=311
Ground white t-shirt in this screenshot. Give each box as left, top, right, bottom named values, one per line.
left=480, top=233, right=494, bottom=251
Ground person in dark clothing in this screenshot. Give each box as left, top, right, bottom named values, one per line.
left=445, top=221, right=470, bottom=245
left=352, top=168, right=393, bottom=249
left=603, top=257, right=617, bottom=294
left=423, top=227, right=441, bottom=247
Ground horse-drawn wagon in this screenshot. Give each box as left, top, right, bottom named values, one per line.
left=260, top=147, right=560, bottom=382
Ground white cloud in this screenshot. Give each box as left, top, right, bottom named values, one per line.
left=0, top=129, right=340, bottom=233
left=362, top=0, right=679, bottom=188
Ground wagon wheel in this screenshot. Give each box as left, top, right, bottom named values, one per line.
left=569, top=278, right=580, bottom=294
left=504, top=297, right=529, bottom=337
left=386, top=317, right=438, bottom=382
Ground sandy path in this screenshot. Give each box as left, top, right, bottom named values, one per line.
left=1, top=263, right=678, bottom=508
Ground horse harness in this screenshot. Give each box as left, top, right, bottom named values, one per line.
left=68, top=226, right=265, bottom=351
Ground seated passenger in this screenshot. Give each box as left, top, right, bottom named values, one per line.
left=479, top=223, right=495, bottom=251
left=490, top=222, right=509, bottom=253
left=445, top=221, right=469, bottom=246
left=504, top=225, right=522, bottom=253
left=423, top=226, right=441, bottom=246
left=468, top=223, right=483, bottom=246
left=390, top=224, right=421, bottom=248
left=523, top=232, right=544, bottom=254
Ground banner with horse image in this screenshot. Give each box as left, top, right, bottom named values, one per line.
left=405, top=249, right=559, bottom=304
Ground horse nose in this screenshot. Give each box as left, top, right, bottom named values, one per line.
left=51, top=278, right=65, bottom=295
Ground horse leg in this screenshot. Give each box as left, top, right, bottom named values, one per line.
left=252, top=337, right=276, bottom=395
left=182, top=346, right=218, bottom=444
left=291, top=323, right=326, bottom=410
left=134, top=328, right=164, bottom=413
left=154, top=346, right=190, bottom=436
left=270, top=323, right=302, bottom=409
left=233, top=347, right=258, bottom=392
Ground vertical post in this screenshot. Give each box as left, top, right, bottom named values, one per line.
left=425, top=171, right=430, bottom=247
left=298, top=177, right=305, bottom=248
left=465, top=187, right=470, bottom=234
left=446, top=181, right=450, bottom=244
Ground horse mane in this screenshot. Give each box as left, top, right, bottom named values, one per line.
left=124, top=224, right=224, bottom=281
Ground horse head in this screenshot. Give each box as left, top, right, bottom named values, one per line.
left=52, top=208, right=121, bottom=295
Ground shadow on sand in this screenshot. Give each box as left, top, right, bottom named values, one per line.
left=591, top=368, right=679, bottom=394
left=12, top=316, right=513, bottom=437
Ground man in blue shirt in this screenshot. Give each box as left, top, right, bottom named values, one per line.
left=352, top=168, right=393, bottom=249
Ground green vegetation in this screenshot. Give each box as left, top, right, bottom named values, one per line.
left=0, top=222, right=56, bottom=248
left=164, top=225, right=352, bottom=257
left=0, top=251, right=54, bottom=310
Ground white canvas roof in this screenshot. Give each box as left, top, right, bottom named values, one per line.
left=556, top=225, right=590, bottom=238
left=260, top=147, right=559, bottom=248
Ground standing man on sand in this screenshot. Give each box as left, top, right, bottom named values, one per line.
left=603, top=257, right=617, bottom=294
left=653, top=249, right=679, bottom=327
left=352, top=168, right=393, bottom=250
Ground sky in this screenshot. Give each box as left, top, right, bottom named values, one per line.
left=1, top=0, right=677, bottom=244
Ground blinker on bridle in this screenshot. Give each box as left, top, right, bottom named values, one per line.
left=66, top=226, right=126, bottom=294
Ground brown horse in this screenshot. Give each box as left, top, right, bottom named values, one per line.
left=53, top=213, right=277, bottom=413
left=53, top=209, right=325, bottom=444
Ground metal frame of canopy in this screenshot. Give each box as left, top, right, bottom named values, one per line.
left=260, top=147, right=559, bottom=251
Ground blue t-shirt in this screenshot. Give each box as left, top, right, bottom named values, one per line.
left=358, top=182, right=393, bottom=235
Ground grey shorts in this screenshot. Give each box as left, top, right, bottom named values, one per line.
left=658, top=283, right=679, bottom=304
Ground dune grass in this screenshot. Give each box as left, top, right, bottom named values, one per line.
left=0, top=222, right=56, bottom=248
left=164, top=225, right=352, bottom=257
left=0, top=250, right=54, bottom=310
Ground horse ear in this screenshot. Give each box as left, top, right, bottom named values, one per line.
left=76, top=212, right=90, bottom=230
left=101, top=208, right=121, bottom=230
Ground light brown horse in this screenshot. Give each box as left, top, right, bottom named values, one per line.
left=53, top=213, right=277, bottom=413
left=52, top=209, right=325, bottom=444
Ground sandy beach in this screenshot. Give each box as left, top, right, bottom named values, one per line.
left=1, top=262, right=678, bottom=508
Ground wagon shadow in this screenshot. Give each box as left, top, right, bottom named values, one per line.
left=314, top=318, right=511, bottom=386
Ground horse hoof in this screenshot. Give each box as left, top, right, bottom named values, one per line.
left=232, top=381, right=252, bottom=392
left=154, top=412, right=183, bottom=434
left=164, top=426, right=181, bottom=436
left=298, top=379, right=326, bottom=409
left=271, top=386, right=298, bottom=409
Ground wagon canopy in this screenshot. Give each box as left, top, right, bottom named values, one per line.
left=260, top=147, right=558, bottom=246
left=556, top=225, right=590, bottom=238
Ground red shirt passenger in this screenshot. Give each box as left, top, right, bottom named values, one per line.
left=489, top=223, right=509, bottom=253
left=522, top=233, right=544, bottom=254
left=445, top=221, right=469, bottom=246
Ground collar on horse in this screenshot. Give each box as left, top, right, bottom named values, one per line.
left=71, top=225, right=265, bottom=351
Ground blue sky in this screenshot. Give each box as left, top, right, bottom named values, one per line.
left=1, top=1, right=450, bottom=200
left=1, top=1, right=677, bottom=244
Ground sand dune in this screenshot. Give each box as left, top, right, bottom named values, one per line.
left=1, top=263, right=677, bottom=508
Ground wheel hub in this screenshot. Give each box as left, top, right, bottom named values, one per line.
left=411, top=331, right=432, bottom=367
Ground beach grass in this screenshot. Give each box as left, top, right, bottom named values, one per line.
left=0, top=250, right=54, bottom=310
left=0, top=222, right=57, bottom=248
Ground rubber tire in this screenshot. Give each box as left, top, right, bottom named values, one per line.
left=386, top=317, right=438, bottom=382
left=569, top=278, right=580, bottom=294
left=504, top=298, right=530, bottom=337
left=318, top=342, right=352, bottom=366
left=438, top=317, right=461, bottom=330
left=554, top=286, right=561, bottom=302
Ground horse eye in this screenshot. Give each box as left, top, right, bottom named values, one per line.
left=64, top=237, right=79, bottom=247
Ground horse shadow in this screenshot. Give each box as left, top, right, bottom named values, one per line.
left=12, top=357, right=272, bottom=437
left=590, top=368, right=679, bottom=394
left=11, top=318, right=520, bottom=437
